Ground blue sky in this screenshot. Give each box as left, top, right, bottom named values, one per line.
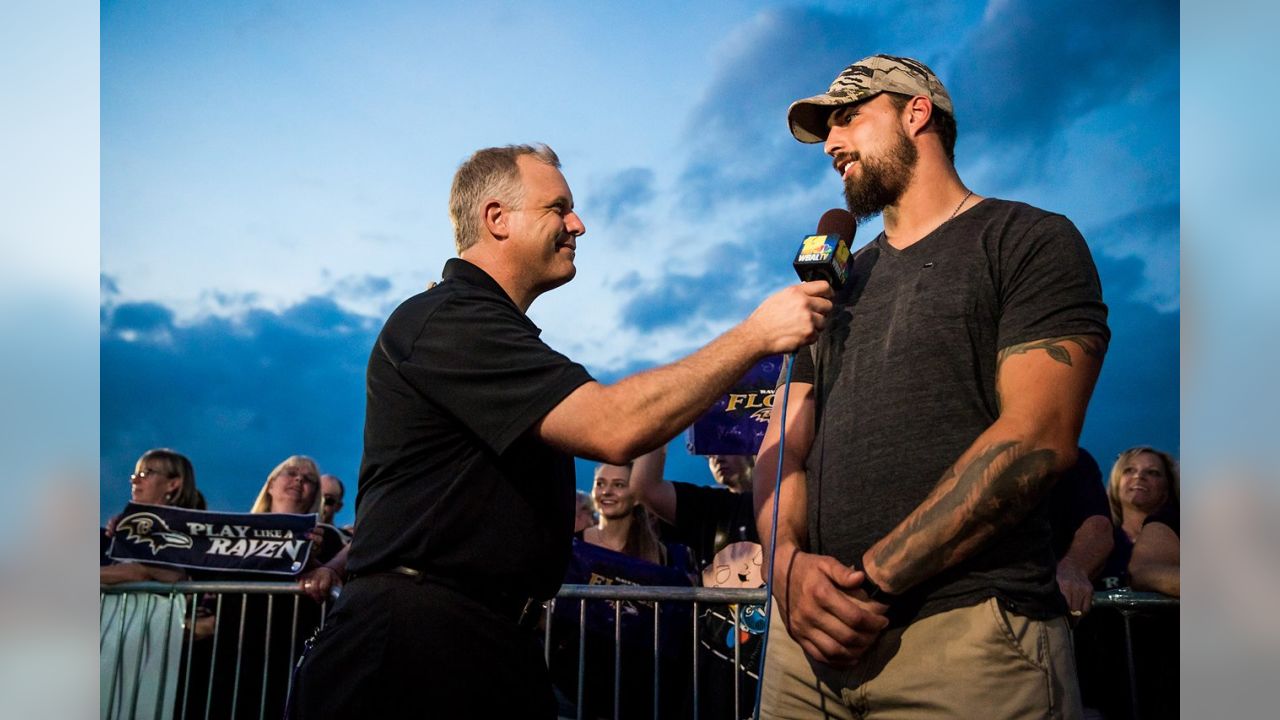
left=100, top=0, right=1179, bottom=525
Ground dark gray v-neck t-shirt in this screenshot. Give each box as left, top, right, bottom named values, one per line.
left=788, top=198, right=1110, bottom=624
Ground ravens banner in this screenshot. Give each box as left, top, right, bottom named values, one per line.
left=108, top=502, right=317, bottom=575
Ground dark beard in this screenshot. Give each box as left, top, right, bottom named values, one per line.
left=843, top=129, right=918, bottom=224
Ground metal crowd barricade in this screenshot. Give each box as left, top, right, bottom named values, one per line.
left=101, top=582, right=1175, bottom=720
left=1090, top=588, right=1179, bottom=720
left=100, top=581, right=328, bottom=720
left=549, top=585, right=769, bottom=720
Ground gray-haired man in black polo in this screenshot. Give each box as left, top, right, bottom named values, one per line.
left=289, top=143, right=834, bottom=718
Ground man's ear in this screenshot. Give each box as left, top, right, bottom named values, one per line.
left=903, top=95, right=933, bottom=138
left=483, top=199, right=508, bottom=241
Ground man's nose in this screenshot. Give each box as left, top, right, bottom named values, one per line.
left=566, top=211, right=585, bottom=237
left=824, top=127, right=848, bottom=158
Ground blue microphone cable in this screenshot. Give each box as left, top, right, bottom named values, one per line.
left=752, top=351, right=797, bottom=719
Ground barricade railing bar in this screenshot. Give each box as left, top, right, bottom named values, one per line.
left=101, top=582, right=1176, bottom=720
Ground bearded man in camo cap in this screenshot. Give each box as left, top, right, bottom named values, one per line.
left=753, top=54, right=1110, bottom=719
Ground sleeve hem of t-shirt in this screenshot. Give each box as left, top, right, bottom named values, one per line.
left=996, top=322, right=1112, bottom=353
left=489, top=367, right=594, bottom=456
left=778, top=352, right=815, bottom=387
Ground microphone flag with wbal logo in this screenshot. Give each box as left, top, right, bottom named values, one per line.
left=793, top=208, right=855, bottom=290
left=108, top=502, right=317, bottom=574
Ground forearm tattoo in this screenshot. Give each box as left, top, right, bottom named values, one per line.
left=870, top=441, right=1057, bottom=593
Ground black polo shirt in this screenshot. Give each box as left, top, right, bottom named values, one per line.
left=347, top=258, right=593, bottom=600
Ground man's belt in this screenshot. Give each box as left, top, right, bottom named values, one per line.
left=350, top=565, right=545, bottom=631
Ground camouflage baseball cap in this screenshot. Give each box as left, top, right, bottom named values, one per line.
left=787, top=55, right=953, bottom=143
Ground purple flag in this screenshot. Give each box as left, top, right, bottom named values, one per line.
left=685, top=354, right=783, bottom=456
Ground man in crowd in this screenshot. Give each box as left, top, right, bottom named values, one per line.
left=573, top=489, right=596, bottom=533
left=633, top=446, right=757, bottom=575
left=290, top=143, right=833, bottom=718
left=1048, top=448, right=1114, bottom=618
left=318, top=474, right=345, bottom=526
left=755, top=55, right=1109, bottom=718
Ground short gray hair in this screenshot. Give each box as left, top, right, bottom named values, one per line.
left=449, top=144, right=561, bottom=254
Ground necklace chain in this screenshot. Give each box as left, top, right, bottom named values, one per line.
left=949, top=189, right=974, bottom=221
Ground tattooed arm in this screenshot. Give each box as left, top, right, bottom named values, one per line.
left=755, top=382, right=888, bottom=666
left=862, top=334, right=1106, bottom=595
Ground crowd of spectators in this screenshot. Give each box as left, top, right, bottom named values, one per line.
left=101, top=441, right=1178, bottom=719
left=100, top=449, right=353, bottom=719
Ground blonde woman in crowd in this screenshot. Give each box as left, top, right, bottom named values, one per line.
left=250, top=455, right=324, bottom=515
left=1108, top=445, right=1180, bottom=546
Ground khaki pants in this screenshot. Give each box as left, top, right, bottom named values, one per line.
left=759, top=597, right=1082, bottom=720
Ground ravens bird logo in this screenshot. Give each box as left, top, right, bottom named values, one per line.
left=116, top=512, right=194, bottom=554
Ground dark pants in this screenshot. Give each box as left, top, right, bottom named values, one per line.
left=289, top=574, right=557, bottom=719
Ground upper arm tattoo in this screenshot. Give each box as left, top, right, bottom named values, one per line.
left=997, top=334, right=1106, bottom=369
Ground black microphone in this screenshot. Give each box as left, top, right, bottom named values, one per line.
left=793, top=208, right=855, bottom=290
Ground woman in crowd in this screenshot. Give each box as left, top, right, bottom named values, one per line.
left=1102, top=445, right=1180, bottom=587
left=1125, top=446, right=1181, bottom=596
left=251, top=454, right=324, bottom=515
left=1077, top=446, right=1181, bottom=719
left=247, top=455, right=355, bottom=604
left=561, top=462, right=693, bottom=719
left=130, top=447, right=203, bottom=509
left=247, top=454, right=347, bottom=572
left=581, top=462, right=666, bottom=565
left=99, top=449, right=205, bottom=717
left=100, top=448, right=203, bottom=584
